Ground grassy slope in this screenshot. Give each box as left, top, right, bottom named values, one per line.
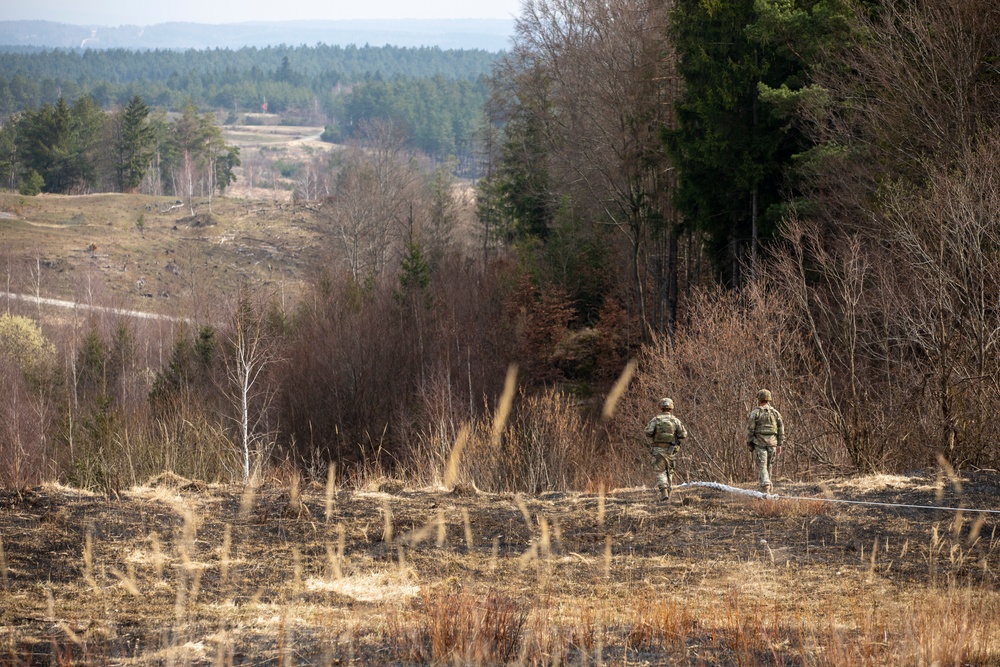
left=0, top=126, right=336, bottom=321
left=0, top=190, right=325, bottom=322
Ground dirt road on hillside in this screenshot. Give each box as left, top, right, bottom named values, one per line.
left=1, top=291, right=190, bottom=323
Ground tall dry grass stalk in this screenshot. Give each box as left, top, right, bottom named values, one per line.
left=381, top=499, right=393, bottom=543
left=220, top=523, right=232, bottom=586
left=324, top=463, right=337, bottom=523
left=0, top=533, right=7, bottom=589
left=291, top=547, right=303, bottom=594
left=444, top=425, right=469, bottom=489
left=239, top=480, right=258, bottom=522
left=602, top=358, right=636, bottom=419
left=336, top=522, right=346, bottom=569
left=491, top=364, right=518, bottom=448
left=462, top=508, right=474, bottom=550
left=597, top=482, right=606, bottom=527
left=44, top=584, right=55, bottom=622
left=83, top=528, right=97, bottom=591
left=149, top=531, right=165, bottom=580
left=435, top=508, right=446, bottom=548
left=326, top=530, right=345, bottom=580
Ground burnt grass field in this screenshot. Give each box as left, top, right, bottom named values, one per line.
left=1, top=470, right=999, bottom=665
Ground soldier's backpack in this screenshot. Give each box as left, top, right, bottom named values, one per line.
left=756, top=405, right=779, bottom=436
left=653, top=415, right=679, bottom=444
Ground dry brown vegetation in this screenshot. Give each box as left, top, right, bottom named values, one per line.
left=1, top=470, right=998, bottom=665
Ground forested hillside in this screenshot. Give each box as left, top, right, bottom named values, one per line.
left=0, top=44, right=495, bottom=158
left=2, top=0, right=1000, bottom=493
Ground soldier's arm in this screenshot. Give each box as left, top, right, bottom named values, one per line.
left=644, top=419, right=656, bottom=439
left=676, top=418, right=688, bottom=442
left=746, top=410, right=757, bottom=444
left=776, top=411, right=785, bottom=447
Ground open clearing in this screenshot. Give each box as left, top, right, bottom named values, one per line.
left=0, top=190, right=326, bottom=321
left=2, top=471, right=999, bottom=664
left=220, top=124, right=328, bottom=149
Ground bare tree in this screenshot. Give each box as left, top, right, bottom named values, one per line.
left=769, top=217, right=889, bottom=470
left=492, top=0, right=681, bottom=335
left=325, top=120, right=419, bottom=282
left=294, top=154, right=332, bottom=203
left=224, top=288, right=281, bottom=482
left=802, top=0, right=1000, bottom=230
left=878, top=137, right=1000, bottom=465
left=242, top=148, right=264, bottom=199
left=778, top=0, right=1000, bottom=469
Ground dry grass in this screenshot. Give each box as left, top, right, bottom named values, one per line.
left=1, top=471, right=999, bottom=665
left=745, top=495, right=833, bottom=518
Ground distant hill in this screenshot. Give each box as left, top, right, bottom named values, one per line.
left=0, top=19, right=514, bottom=51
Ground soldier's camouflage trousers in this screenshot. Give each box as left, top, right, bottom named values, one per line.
left=753, top=444, right=776, bottom=490
left=651, top=445, right=680, bottom=492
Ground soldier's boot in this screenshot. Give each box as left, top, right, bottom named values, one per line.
left=659, top=486, right=670, bottom=502
left=763, top=483, right=773, bottom=495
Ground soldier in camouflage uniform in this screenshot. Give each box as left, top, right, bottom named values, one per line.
left=644, top=397, right=688, bottom=502
left=746, top=389, right=784, bottom=494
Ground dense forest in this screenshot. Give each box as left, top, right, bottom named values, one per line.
left=0, top=44, right=496, bottom=157
left=3, top=0, right=1000, bottom=492
left=0, top=95, right=240, bottom=199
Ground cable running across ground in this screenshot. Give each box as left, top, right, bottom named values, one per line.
left=673, top=481, right=1000, bottom=515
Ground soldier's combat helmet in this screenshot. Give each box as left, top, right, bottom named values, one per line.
left=659, top=397, right=674, bottom=410
left=757, top=389, right=772, bottom=402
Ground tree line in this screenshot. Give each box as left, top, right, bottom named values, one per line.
left=0, top=95, right=239, bottom=203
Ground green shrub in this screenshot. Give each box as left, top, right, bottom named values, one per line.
left=0, top=313, right=57, bottom=382
left=19, top=170, right=44, bottom=196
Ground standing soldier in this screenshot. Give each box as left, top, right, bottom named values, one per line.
left=644, top=398, right=688, bottom=502
left=746, top=389, right=784, bottom=494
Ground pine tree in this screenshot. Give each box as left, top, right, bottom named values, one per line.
left=115, top=95, right=155, bottom=192
left=664, top=0, right=835, bottom=285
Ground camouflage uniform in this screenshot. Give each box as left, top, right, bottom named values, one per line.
left=644, top=400, right=688, bottom=500
left=746, top=391, right=784, bottom=492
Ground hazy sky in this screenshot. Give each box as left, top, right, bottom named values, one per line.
left=3, top=0, right=524, bottom=25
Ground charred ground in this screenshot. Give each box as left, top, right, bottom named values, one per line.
left=1, top=471, right=999, bottom=665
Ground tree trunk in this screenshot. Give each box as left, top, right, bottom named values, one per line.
left=667, top=224, right=679, bottom=334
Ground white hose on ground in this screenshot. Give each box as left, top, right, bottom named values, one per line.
left=674, top=481, right=777, bottom=500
